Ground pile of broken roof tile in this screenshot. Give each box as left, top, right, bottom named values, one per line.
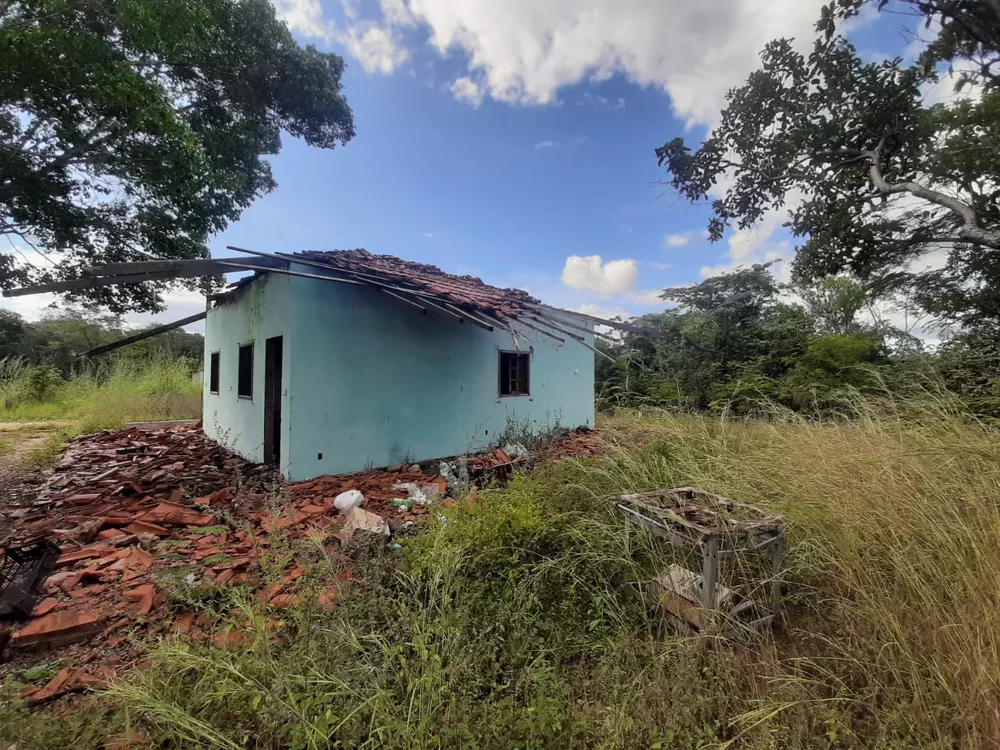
left=533, top=427, right=605, bottom=465
left=1, top=422, right=452, bottom=707
left=2, top=422, right=607, bottom=708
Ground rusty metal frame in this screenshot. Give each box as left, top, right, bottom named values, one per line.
left=616, top=487, right=785, bottom=628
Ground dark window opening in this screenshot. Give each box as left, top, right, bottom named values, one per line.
left=499, top=351, right=530, bottom=396
left=238, top=343, right=254, bottom=399
left=209, top=352, right=220, bottom=395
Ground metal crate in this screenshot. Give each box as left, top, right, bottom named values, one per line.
left=616, top=487, right=785, bottom=632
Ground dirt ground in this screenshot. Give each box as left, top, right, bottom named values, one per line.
left=0, top=421, right=69, bottom=545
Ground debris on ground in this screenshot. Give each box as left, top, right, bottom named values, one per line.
left=533, top=427, right=604, bottom=464
left=333, top=489, right=364, bottom=512
left=0, top=540, right=60, bottom=618
left=339, top=507, right=390, bottom=540
left=1, top=420, right=606, bottom=707
left=465, top=446, right=527, bottom=481
left=618, top=487, right=784, bottom=633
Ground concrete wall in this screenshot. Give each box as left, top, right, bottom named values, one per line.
left=203, top=264, right=595, bottom=480
left=202, top=274, right=295, bottom=477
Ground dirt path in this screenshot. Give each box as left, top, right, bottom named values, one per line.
left=0, top=421, right=70, bottom=544
left=0, top=421, right=70, bottom=467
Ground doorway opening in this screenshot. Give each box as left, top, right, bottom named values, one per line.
left=263, top=336, right=283, bottom=465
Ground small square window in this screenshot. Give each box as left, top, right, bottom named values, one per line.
left=209, top=351, right=220, bottom=395
left=237, top=343, right=253, bottom=399
left=499, top=351, right=530, bottom=397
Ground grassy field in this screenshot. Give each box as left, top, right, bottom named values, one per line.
left=0, top=358, right=201, bottom=466
left=0, top=358, right=201, bottom=427
left=4, top=397, right=1000, bottom=749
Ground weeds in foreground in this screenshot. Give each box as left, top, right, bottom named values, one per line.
left=3, top=396, right=1000, bottom=748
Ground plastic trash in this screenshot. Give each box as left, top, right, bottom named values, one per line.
left=334, top=489, right=364, bottom=512
left=502, top=443, right=529, bottom=459
left=393, top=482, right=435, bottom=506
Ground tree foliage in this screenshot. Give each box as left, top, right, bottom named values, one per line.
left=0, top=0, right=355, bottom=312
left=0, top=307, right=203, bottom=373
left=655, top=0, right=1000, bottom=324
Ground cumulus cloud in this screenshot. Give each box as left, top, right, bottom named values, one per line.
left=664, top=232, right=691, bottom=248
left=341, top=23, right=409, bottom=74
left=627, top=289, right=667, bottom=307
left=321, top=0, right=825, bottom=125
left=273, top=0, right=336, bottom=40
left=561, top=255, right=638, bottom=296
left=449, top=76, right=485, bottom=107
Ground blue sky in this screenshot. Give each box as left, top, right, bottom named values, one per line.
left=4, top=0, right=928, bottom=330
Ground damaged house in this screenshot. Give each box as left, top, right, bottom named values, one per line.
left=6, top=248, right=639, bottom=480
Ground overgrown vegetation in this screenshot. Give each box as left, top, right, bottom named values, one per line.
left=0, top=307, right=203, bottom=431
left=595, top=266, right=1000, bottom=416
left=4, top=395, right=998, bottom=748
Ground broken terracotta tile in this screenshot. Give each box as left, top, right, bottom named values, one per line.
left=11, top=610, right=104, bottom=649
left=213, top=629, right=248, bottom=649
left=172, top=612, right=195, bottom=635
left=24, top=666, right=74, bottom=705
left=31, top=597, right=60, bottom=617
left=125, top=584, right=156, bottom=616
left=131, top=546, right=154, bottom=571
left=124, top=520, right=169, bottom=537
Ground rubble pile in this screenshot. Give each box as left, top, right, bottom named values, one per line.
left=1, top=422, right=607, bottom=708
left=534, top=427, right=604, bottom=464
left=8, top=422, right=276, bottom=546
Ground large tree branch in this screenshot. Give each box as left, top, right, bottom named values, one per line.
left=866, top=137, right=1000, bottom=249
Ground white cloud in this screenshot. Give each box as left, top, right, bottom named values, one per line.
left=561, top=254, right=638, bottom=296
left=664, top=232, right=691, bottom=248
left=577, top=92, right=626, bottom=109
left=341, top=23, right=409, bottom=74
left=273, top=0, right=336, bottom=40
left=534, top=140, right=558, bottom=149
left=423, top=232, right=434, bottom=238
left=379, top=0, right=415, bottom=26
left=651, top=262, right=671, bottom=271
left=449, top=76, right=485, bottom=107
left=365, top=0, right=825, bottom=125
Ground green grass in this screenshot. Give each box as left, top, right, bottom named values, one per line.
left=4, top=396, right=1000, bottom=748
left=0, top=357, right=201, bottom=428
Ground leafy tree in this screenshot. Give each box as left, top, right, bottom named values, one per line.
left=0, top=0, right=355, bottom=312
left=786, top=333, right=884, bottom=394
left=655, top=0, right=1000, bottom=324
left=936, top=322, right=1000, bottom=406
left=661, top=264, right=783, bottom=379
left=0, top=308, right=27, bottom=358
left=796, top=277, right=868, bottom=335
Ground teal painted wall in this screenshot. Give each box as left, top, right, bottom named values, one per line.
left=202, top=273, right=295, bottom=477
left=203, top=265, right=595, bottom=480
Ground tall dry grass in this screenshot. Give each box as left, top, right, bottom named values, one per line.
left=596, top=396, right=1000, bottom=746
left=4, top=393, right=998, bottom=749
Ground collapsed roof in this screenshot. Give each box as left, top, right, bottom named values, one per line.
left=4, top=246, right=658, bottom=357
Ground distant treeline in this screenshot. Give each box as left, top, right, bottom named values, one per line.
left=594, top=265, right=1000, bottom=417
left=0, top=308, right=203, bottom=375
